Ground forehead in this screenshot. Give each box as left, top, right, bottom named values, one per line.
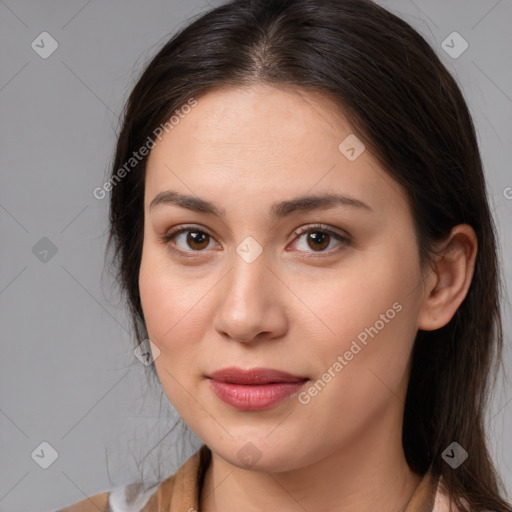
left=144, top=84, right=408, bottom=217
left=149, top=84, right=352, bottom=164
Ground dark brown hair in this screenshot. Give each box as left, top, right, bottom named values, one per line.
left=106, top=0, right=511, bottom=509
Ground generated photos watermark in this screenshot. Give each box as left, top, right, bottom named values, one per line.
left=298, top=301, right=403, bottom=405
left=93, top=97, right=198, bottom=200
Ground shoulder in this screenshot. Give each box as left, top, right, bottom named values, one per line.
left=54, top=481, right=159, bottom=512
left=54, top=490, right=110, bottom=512
left=109, top=481, right=160, bottom=511
left=54, top=444, right=210, bottom=512
left=433, top=478, right=498, bottom=512
left=433, top=480, right=455, bottom=512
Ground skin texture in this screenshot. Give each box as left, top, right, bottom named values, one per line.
left=138, top=84, right=478, bottom=512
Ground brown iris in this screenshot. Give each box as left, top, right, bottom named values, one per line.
left=186, top=230, right=210, bottom=250
left=306, top=231, right=330, bottom=251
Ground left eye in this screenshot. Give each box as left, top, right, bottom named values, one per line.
left=160, top=224, right=351, bottom=256
left=290, top=225, right=351, bottom=254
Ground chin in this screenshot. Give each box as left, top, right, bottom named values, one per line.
left=208, top=434, right=304, bottom=472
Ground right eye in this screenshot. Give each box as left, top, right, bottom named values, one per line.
left=159, top=225, right=219, bottom=257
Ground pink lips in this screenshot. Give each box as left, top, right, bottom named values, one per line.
left=207, top=367, right=309, bottom=411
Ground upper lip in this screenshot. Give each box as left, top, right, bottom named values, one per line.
left=207, top=367, right=309, bottom=384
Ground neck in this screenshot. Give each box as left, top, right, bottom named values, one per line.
left=199, top=414, right=422, bottom=512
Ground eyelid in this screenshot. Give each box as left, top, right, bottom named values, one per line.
left=291, top=223, right=351, bottom=243
left=159, top=224, right=220, bottom=258
left=160, top=222, right=352, bottom=257
left=287, top=223, right=352, bottom=257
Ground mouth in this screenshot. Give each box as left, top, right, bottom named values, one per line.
left=206, top=367, right=309, bottom=411
left=207, top=366, right=309, bottom=385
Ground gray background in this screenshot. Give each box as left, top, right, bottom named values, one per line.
left=0, top=0, right=511, bottom=510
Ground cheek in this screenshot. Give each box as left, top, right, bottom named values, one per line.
left=320, top=254, right=416, bottom=337
left=139, top=257, right=174, bottom=341
left=297, top=271, right=418, bottom=443
left=139, top=246, right=192, bottom=350
left=138, top=249, right=208, bottom=412
left=138, top=243, right=217, bottom=368
left=312, top=242, right=421, bottom=383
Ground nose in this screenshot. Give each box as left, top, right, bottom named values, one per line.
left=213, top=250, right=288, bottom=344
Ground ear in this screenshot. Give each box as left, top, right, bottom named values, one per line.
left=417, top=224, right=478, bottom=331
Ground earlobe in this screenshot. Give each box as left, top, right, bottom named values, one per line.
left=417, top=224, right=478, bottom=332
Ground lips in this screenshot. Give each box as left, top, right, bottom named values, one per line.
left=206, top=367, right=309, bottom=411
left=207, top=366, right=308, bottom=385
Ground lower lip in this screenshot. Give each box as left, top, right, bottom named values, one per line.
left=208, top=379, right=308, bottom=411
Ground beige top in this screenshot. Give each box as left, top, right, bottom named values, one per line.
left=56, top=444, right=455, bottom=512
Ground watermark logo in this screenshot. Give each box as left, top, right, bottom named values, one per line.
left=31, top=32, right=59, bottom=59
left=236, top=236, right=263, bottom=263
left=237, top=442, right=263, bottom=468
left=338, top=134, right=366, bottom=161
left=442, top=442, right=468, bottom=468
left=441, top=32, right=468, bottom=59
left=31, top=441, right=59, bottom=469
left=134, top=338, right=161, bottom=366
left=32, top=237, right=58, bottom=263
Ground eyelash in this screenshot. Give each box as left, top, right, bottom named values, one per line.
left=159, top=223, right=352, bottom=259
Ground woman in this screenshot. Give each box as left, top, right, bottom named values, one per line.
left=57, top=0, right=511, bottom=510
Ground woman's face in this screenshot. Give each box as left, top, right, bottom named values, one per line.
left=139, top=84, right=428, bottom=471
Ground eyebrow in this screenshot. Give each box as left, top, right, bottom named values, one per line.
left=149, top=190, right=373, bottom=220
